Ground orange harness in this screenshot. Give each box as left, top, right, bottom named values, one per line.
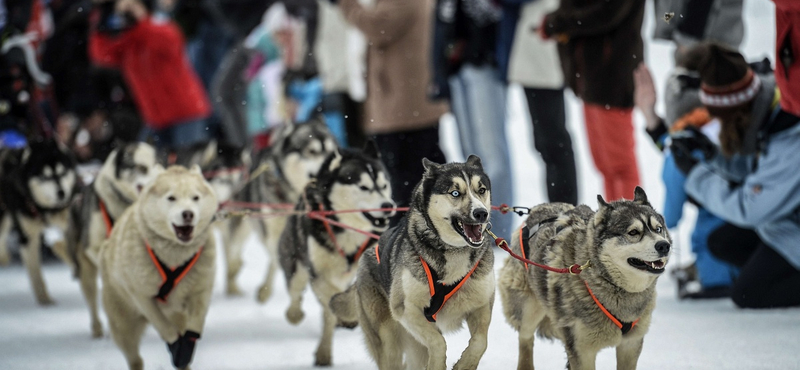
left=319, top=206, right=374, bottom=267
left=99, top=199, right=114, bottom=238
left=419, top=257, right=480, bottom=323
left=516, top=223, right=638, bottom=334
left=584, top=281, right=639, bottom=334
left=144, top=241, right=203, bottom=302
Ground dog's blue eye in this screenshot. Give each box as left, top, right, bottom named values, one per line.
left=167, top=196, right=176, bottom=202
left=451, top=190, right=460, bottom=197
left=655, top=226, right=663, bottom=233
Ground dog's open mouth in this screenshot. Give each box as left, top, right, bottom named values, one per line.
left=628, top=257, right=667, bottom=274
left=362, top=212, right=389, bottom=229
left=173, top=225, right=194, bottom=242
left=452, top=219, right=485, bottom=246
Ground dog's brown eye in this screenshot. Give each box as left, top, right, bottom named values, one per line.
left=450, top=190, right=460, bottom=197
left=360, top=186, right=370, bottom=191
left=628, top=230, right=640, bottom=236
left=478, top=188, right=486, bottom=195
left=192, top=196, right=199, bottom=201
left=167, top=196, right=176, bottom=202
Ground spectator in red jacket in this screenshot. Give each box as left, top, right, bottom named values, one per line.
left=89, top=0, right=211, bottom=162
left=774, top=0, right=800, bottom=117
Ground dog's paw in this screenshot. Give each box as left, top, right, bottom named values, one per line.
left=91, top=322, right=103, bottom=339
left=37, top=296, right=56, bottom=306
left=285, top=307, right=305, bottom=325
left=226, top=283, right=244, bottom=297
left=256, top=285, right=272, bottom=303
left=314, top=350, right=332, bottom=367
left=335, top=319, right=358, bottom=329
left=453, top=360, right=479, bottom=370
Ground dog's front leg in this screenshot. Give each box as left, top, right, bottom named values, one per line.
left=310, top=277, right=345, bottom=366
left=398, top=312, right=447, bottom=370
left=19, top=227, right=54, bottom=305
left=615, top=337, right=644, bottom=370
left=0, top=215, right=11, bottom=266
left=128, top=294, right=180, bottom=344
left=453, top=301, right=492, bottom=370
left=563, top=326, right=600, bottom=370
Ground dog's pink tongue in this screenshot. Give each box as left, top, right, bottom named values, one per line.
left=465, top=224, right=482, bottom=243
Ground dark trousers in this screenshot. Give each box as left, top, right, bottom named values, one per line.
left=708, top=223, right=800, bottom=308
left=372, top=125, right=446, bottom=225
left=524, top=88, right=578, bottom=204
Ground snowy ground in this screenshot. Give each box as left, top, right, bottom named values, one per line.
left=2, top=1, right=799, bottom=369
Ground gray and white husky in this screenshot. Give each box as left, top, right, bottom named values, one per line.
left=67, top=142, right=159, bottom=337
left=0, top=139, right=77, bottom=305
left=331, top=155, right=495, bottom=370
left=278, top=141, right=395, bottom=366
left=498, top=187, right=672, bottom=370
left=227, top=120, right=337, bottom=299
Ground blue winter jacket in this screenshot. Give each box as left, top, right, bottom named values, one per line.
left=686, top=99, right=800, bottom=269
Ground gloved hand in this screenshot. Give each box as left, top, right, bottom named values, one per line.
left=167, top=331, right=200, bottom=369
left=672, top=126, right=717, bottom=160
left=670, top=126, right=717, bottom=175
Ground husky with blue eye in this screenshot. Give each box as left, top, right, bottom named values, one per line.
left=331, top=155, right=495, bottom=370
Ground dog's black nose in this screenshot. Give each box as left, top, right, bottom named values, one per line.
left=56, top=190, right=65, bottom=200
left=380, top=202, right=395, bottom=214
left=182, top=211, right=194, bottom=223
left=473, top=208, right=488, bottom=223
left=655, top=241, right=671, bottom=256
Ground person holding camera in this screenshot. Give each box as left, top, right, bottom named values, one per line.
left=672, top=43, right=800, bottom=309
left=88, top=0, right=211, bottom=163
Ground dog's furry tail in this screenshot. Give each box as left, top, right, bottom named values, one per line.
left=330, top=283, right=358, bottom=324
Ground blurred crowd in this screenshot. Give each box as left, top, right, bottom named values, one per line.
left=0, top=0, right=798, bottom=309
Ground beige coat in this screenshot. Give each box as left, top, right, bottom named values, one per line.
left=340, top=0, right=448, bottom=134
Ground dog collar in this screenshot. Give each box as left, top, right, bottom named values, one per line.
left=98, top=198, right=115, bottom=238
left=420, top=257, right=480, bottom=323
left=144, top=241, right=203, bottom=302
left=584, top=280, right=639, bottom=334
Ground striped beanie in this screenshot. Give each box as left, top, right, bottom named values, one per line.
left=697, top=44, right=761, bottom=108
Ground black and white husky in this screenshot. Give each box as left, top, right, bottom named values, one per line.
left=0, top=138, right=77, bottom=305
left=331, top=155, right=495, bottom=370
left=278, top=141, right=395, bottom=366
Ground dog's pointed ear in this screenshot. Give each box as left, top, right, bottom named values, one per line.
left=328, top=149, right=343, bottom=173
left=362, top=139, right=380, bottom=159
left=200, top=140, right=218, bottom=167
left=241, top=148, right=252, bottom=168
left=633, top=186, right=651, bottom=207
left=21, top=147, right=31, bottom=164
left=422, top=157, right=441, bottom=177
left=597, top=194, right=610, bottom=209
left=190, top=164, right=203, bottom=176
left=465, top=154, right=483, bottom=170
left=594, top=194, right=613, bottom=225
left=151, top=164, right=165, bottom=179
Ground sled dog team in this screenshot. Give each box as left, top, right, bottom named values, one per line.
left=0, top=125, right=672, bottom=370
